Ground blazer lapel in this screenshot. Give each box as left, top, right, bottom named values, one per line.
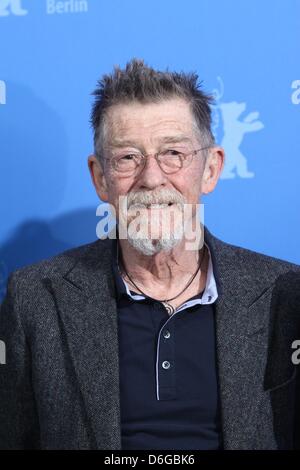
left=205, top=229, right=278, bottom=449
left=263, top=271, right=300, bottom=449
left=47, top=240, right=121, bottom=450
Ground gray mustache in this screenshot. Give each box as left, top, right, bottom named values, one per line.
left=127, top=190, right=186, bottom=208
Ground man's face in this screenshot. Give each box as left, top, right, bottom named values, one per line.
left=89, top=97, right=224, bottom=254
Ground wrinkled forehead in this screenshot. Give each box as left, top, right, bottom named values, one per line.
left=103, top=98, right=201, bottom=148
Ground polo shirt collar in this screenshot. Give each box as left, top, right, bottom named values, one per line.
left=111, top=229, right=219, bottom=306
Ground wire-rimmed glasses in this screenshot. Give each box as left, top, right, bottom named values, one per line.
left=107, top=146, right=211, bottom=176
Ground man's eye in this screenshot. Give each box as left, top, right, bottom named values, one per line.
left=120, top=154, right=135, bottom=161
left=164, top=149, right=183, bottom=156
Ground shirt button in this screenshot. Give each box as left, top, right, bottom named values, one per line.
left=163, top=330, right=171, bottom=339
left=162, top=360, right=171, bottom=370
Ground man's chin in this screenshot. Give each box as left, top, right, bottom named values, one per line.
left=127, top=235, right=183, bottom=256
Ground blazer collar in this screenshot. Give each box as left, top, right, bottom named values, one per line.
left=204, top=227, right=279, bottom=448
left=47, top=239, right=121, bottom=449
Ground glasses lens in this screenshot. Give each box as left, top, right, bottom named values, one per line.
left=114, top=154, right=141, bottom=173
left=158, top=150, right=188, bottom=173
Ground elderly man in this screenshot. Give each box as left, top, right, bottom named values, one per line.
left=0, top=59, right=300, bottom=450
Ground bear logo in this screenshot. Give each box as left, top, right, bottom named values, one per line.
left=212, top=77, right=264, bottom=179
left=0, top=0, right=28, bottom=16
left=0, top=80, right=6, bottom=104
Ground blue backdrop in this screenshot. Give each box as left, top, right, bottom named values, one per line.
left=0, top=0, right=300, bottom=301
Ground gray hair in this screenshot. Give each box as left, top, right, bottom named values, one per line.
left=90, top=58, right=215, bottom=160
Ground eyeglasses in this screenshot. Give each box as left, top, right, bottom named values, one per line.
left=107, top=146, right=211, bottom=176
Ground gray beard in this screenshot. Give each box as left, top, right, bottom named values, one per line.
left=126, top=225, right=184, bottom=256
left=119, top=188, right=189, bottom=255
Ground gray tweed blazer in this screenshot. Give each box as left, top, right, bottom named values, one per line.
left=0, top=227, right=300, bottom=450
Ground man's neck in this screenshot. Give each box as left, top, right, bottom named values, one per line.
left=118, top=236, right=205, bottom=296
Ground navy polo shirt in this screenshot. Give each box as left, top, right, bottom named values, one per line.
left=112, top=240, right=222, bottom=450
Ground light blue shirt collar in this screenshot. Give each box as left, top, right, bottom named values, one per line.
left=121, top=243, right=218, bottom=312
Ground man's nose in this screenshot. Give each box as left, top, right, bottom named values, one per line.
left=136, top=154, right=168, bottom=189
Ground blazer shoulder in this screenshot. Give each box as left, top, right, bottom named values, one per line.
left=205, top=229, right=300, bottom=281
left=6, top=238, right=112, bottom=288
left=221, top=239, right=299, bottom=271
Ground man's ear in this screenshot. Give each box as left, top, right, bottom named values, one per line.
left=88, top=154, right=109, bottom=202
left=201, top=147, right=225, bottom=194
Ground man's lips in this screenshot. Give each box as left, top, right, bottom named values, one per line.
left=128, top=202, right=177, bottom=210
left=145, top=203, right=172, bottom=209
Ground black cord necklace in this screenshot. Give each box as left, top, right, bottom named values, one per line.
left=118, top=244, right=206, bottom=316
